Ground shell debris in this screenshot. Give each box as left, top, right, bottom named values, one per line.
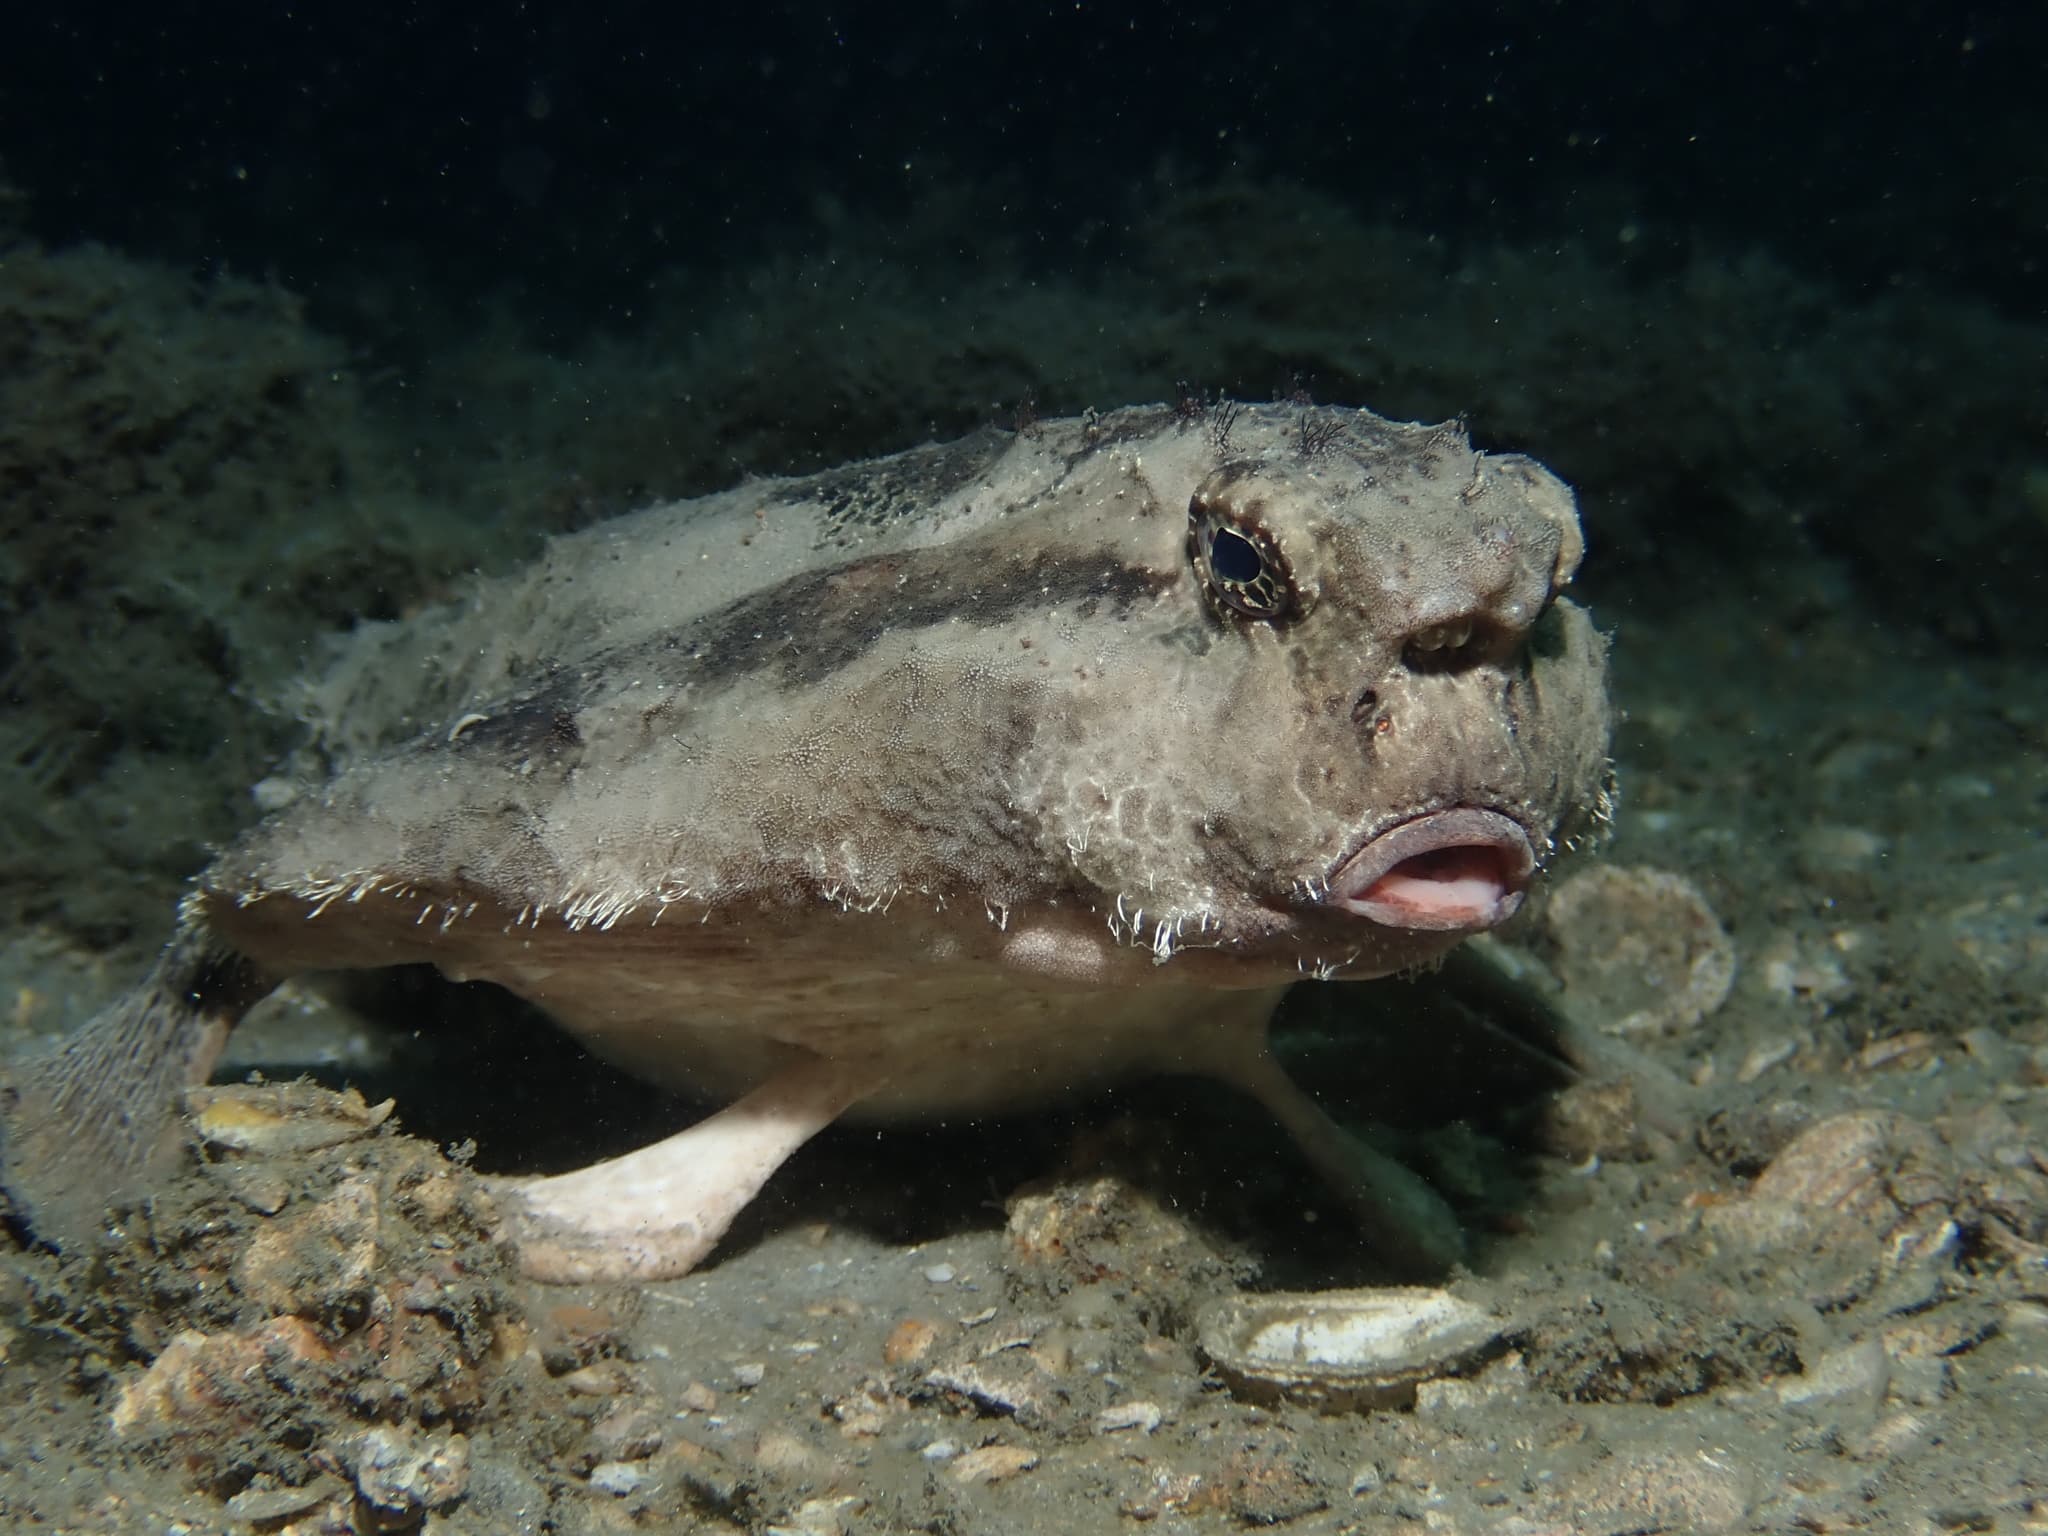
left=186, top=1081, right=395, bottom=1156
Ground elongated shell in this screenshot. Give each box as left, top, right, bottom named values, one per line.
left=1195, top=1286, right=1502, bottom=1410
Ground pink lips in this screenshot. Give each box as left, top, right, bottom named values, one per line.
left=1326, top=808, right=1535, bottom=932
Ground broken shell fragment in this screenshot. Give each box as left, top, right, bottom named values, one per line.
left=1195, top=1287, right=1502, bottom=1411
left=186, top=1081, right=395, bottom=1155
left=1702, top=1109, right=1957, bottom=1309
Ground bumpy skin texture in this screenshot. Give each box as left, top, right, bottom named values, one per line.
left=3, top=402, right=1612, bottom=1280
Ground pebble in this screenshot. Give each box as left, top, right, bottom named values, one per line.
left=1093, top=1401, right=1163, bottom=1435
left=234, top=1174, right=380, bottom=1319
left=350, top=1425, right=470, bottom=1519
left=110, top=1319, right=331, bottom=1439
left=588, top=1460, right=644, bottom=1497
left=561, top=1361, right=639, bottom=1397
left=882, top=1317, right=941, bottom=1366
left=923, top=1262, right=957, bottom=1284
left=588, top=1405, right=664, bottom=1463
left=766, top=1496, right=864, bottom=1536
left=539, top=1302, right=629, bottom=1374
left=752, top=1430, right=819, bottom=1477
left=948, top=1444, right=1039, bottom=1485
left=222, top=1476, right=346, bottom=1523
left=1540, top=863, right=1736, bottom=1036
left=213, top=1163, right=292, bottom=1216
left=732, top=1361, right=766, bottom=1389
left=1855, top=1410, right=1936, bottom=1463
left=1778, top=1336, right=1889, bottom=1430
left=1571, top=1446, right=1752, bottom=1532
left=1736, top=1037, right=1799, bottom=1084
left=1794, top=823, right=1887, bottom=875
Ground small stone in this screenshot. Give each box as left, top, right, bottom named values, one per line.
left=825, top=1379, right=897, bottom=1437
left=110, top=1318, right=332, bottom=1439
left=1794, top=824, right=1886, bottom=876
left=223, top=1475, right=346, bottom=1522
left=539, top=1302, right=627, bottom=1373
left=1736, top=1037, right=1799, bottom=1085
left=1566, top=1446, right=1751, bottom=1533
left=588, top=1405, right=663, bottom=1463
left=882, top=1317, right=941, bottom=1366
left=2003, top=1300, right=2048, bottom=1335
left=1855, top=1410, right=1935, bottom=1463
left=1778, top=1336, right=1889, bottom=1433
left=924, top=1360, right=1055, bottom=1424
left=677, top=1380, right=719, bottom=1413
left=1349, top=1461, right=1385, bottom=1495
left=666, top=1438, right=748, bottom=1509
left=233, top=1174, right=380, bottom=1322
left=919, top=1439, right=959, bottom=1462
left=732, top=1361, right=766, bottom=1389
left=588, top=1460, right=644, bottom=1497
left=560, top=1360, right=640, bottom=1397
left=923, top=1262, right=957, bottom=1284
left=1414, top=1374, right=1493, bottom=1416
left=768, top=1496, right=865, bottom=1536
left=1887, top=1351, right=1953, bottom=1406
left=350, top=1425, right=470, bottom=1519
left=1540, top=1075, right=1643, bottom=1162
left=1855, top=1031, right=1937, bottom=1072
left=1005, top=1176, right=1207, bottom=1285
left=2026, top=1043, right=2048, bottom=1088
left=1540, top=864, right=1735, bottom=1036
left=1093, top=1401, right=1163, bottom=1435
left=212, top=1162, right=293, bottom=1216
left=751, top=1430, right=818, bottom=1477
left=404, top=1169, right=464, bottom=1223
left=1958, top=1027, right=2018, bottom=1076
left=1217, top=1431, right=1326, bottom=1525
left=948, top=1444, right=1039, bottom=1485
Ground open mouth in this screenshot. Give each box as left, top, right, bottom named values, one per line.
left=1325, top=808, right=1535, bottom=932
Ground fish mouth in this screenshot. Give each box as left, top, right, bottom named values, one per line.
left=1324, top=808, right=1536, bottom=932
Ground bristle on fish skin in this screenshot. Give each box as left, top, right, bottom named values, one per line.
left=0, top=911, right=276, bottom=1247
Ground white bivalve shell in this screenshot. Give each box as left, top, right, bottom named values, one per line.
left=1195, top=1286, right=1503, bottom=1410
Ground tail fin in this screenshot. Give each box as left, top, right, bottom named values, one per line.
left=0, top=902, right=276, bottom=1246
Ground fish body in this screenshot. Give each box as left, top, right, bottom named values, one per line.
left=1, top=401, right=1612, bottom=1280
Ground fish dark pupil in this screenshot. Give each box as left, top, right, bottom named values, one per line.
left=1210, top=526, right=1263, bottom=584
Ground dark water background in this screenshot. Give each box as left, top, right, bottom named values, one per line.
left=9, top=3, right=2039, bottom=322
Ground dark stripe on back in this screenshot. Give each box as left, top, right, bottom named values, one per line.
left=435, top=543, right=1181, bottom=767
left=660, top=543, right=1178, bottom=691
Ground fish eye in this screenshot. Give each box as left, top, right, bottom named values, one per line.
left=1209, top=526, right=1264, bottom=584
left=1188, top=497, right=1300, bottom=622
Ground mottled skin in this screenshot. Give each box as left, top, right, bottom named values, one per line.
left=0, top=402, right=1611, bottom=1281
